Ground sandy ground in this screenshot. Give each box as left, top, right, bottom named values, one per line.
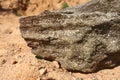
left=0, top=13, right=120, bottom=80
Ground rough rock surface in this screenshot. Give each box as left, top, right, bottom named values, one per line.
left=20, top=0, right=120, bottom=73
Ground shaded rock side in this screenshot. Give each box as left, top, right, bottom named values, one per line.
left=19, top=0, right=120, bottom=73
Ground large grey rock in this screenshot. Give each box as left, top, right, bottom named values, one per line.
left=19, top=0, right=120, bottom=73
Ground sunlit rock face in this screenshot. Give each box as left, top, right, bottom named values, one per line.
left=20, top=0, right=120, bottom=73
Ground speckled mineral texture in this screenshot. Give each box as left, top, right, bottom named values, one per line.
left=20, top=0, right=120, bottom=73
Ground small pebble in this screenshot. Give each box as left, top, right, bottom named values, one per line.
left=53, top=61, right=59, bottom=68
left=12, top=61, right=18, bottom=64
left=39, top=68, right=47, bottom=75
left=1, top=59, right=6, bottom=64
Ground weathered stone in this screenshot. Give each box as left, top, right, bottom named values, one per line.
left=19, top=0, right=120, bottom=73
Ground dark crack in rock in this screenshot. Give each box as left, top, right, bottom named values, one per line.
left=19, top=0, right=120, bottom=73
